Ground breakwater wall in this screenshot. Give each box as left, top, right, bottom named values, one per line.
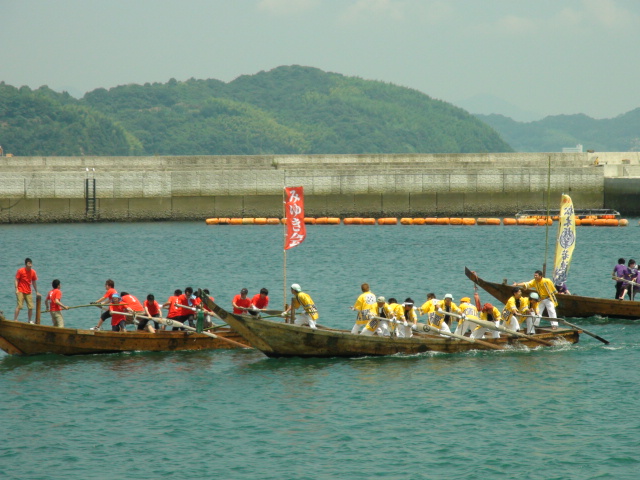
left=1, top=152, right=639, bottom=223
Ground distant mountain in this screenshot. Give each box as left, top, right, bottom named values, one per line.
left=79, top=66, right=513, bottom=155
left=456, top=94, right=543, bottom=122
left=476, top=110, right=640, bottom=152
left=0, top=82, right=142, bottom=156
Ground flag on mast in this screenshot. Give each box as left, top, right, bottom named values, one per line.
left=552, top=194, right=576, bottom=286
left=284, top=186, right=306, bottom=250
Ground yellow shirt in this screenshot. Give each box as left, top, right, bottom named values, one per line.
left=433, top=300, right=461, bottom=325
left=503, top=296, right=529, bottom=324
left=419, top=299, right=438, bottom=315
left=292, top=292, right=319, bottom=320
left=523, top=278, right=558, bottom=305
left=353, top=291, right=377, bottom=325
left=458, top=301, right=479, bottom=321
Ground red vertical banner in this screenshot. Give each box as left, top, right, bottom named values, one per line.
left=284, top=186, right=306, bottom=250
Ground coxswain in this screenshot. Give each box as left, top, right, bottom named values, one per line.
left=14, top=257, right=39, bottom=323
left=283, top=284, right=318, bottom=329
left=514, top=270, right=559, bottom=329
left=454, top=296, right=478, bottom=336
left=45, top=279, right=69, bottom=328
left=351, top=283, right=377, bottom=334
left=91, top=279, right=117, bottom=331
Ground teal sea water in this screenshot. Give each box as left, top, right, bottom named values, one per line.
left=1, top=221, right=639, bottom=480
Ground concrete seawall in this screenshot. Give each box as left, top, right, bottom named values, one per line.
left=1, top=152, right=639, bottom=223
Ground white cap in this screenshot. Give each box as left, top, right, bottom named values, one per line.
left=529, top=292, right=539, bottom=300
left=291, top=283, right=301, bottom=292
left=444, top=293, right=453, bottom=300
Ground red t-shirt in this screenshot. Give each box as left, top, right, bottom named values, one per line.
left=176, top=294, right=193, bottom=316
left=251, top=294, right=269, bottom=309
left=166, top=295, right=180, bottom=318
left=110, top=304, right=128, bottom=325
left=16, top=267, right=38, bottom=294
left=47, top=288, right=62, bottom=311
left=233, top=295, right=252, bottom=314
left=144, top=300, right=160, bottom=316
left=104, top=287, right=118, bottom=302
left=122, top=294, right=144, bottom=312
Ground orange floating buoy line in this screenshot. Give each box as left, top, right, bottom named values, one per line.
left=204, top=216, right=631, bottom=226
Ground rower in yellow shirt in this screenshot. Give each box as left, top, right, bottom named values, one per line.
left=433, top=294, right=461, bottom=330
left=502, top=287, right=529, bottom=332
left=283, top=283, right=318, bottom=329
left=361, top=296, right=394, bottom=336
left=454, top=296, right=479, bottom=336
left=351, top=283, right=377, bottom=334
left=514, top=270, right=558, bottom=329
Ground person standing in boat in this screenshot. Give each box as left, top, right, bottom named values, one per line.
left=45, top=279, right=69, bottom=327
left=514, top=270, right=559, bottom=329
left=618, top=259, right=639, bottom=301
left=454, top=296, right=478, bottom=336
left=91, top=279, right=117, bottom=331
left=350, top=283, right=377, bottom=334
left=612, top=258, right=627, bottom=299
left=13, top=257, right=39, bottom=323
left=175, top=287, right=196, bottom=327
left=283, top=284, right=318, bottom=330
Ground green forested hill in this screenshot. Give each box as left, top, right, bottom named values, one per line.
left=0, top=83, right=142, bottom=156
left=477, top=110, right=640, bottom=152
left=1, top=66, right=512, bottom=156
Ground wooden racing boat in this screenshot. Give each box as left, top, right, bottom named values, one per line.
left=198, top=292, right=580, bottom=358
left=465, top=266, right=640, bottom=320
left=0, top=314, right=249, bottom=356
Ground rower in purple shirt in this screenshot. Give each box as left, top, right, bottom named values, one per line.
left=612, top=258, right=627, bottom=299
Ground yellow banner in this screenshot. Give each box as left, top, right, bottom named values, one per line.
left=552, top=194, right=576, bottom=286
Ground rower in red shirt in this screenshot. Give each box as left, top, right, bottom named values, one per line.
left=249, top=288, right=270, bottom=316
left=91, top=279, right=117, bottom=331
left=232, top=288, right=252, bottom=315
left=110, top=293, right=127, bottom=332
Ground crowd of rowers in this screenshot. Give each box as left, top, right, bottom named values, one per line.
left=347, top=273, right=561, bottom=340
left=86, top=282, right=271, bottom=332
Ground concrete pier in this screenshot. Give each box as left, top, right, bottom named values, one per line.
left=1, top=152, right=639, bottom=223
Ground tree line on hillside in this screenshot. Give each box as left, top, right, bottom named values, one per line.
left=0, top=67, right=511, bottom=156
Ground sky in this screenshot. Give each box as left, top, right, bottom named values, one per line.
left=2, top=0, right=639, bottom=121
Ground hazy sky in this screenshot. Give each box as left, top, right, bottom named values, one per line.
left=2, top=0, right=639, bottom=120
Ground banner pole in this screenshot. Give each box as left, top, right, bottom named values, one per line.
left=283, top=187, right=287, bottom=309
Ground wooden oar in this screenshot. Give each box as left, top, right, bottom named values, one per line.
left=117, top=312, right=250, bottom=349
left=438, top=309, right=553, bottom=347
left=524, top=314, right=610, bottom=345
left=42, top=303, right=127, bottom=313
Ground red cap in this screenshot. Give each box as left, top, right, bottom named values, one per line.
left=483, top=303, right=493, bottom=312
